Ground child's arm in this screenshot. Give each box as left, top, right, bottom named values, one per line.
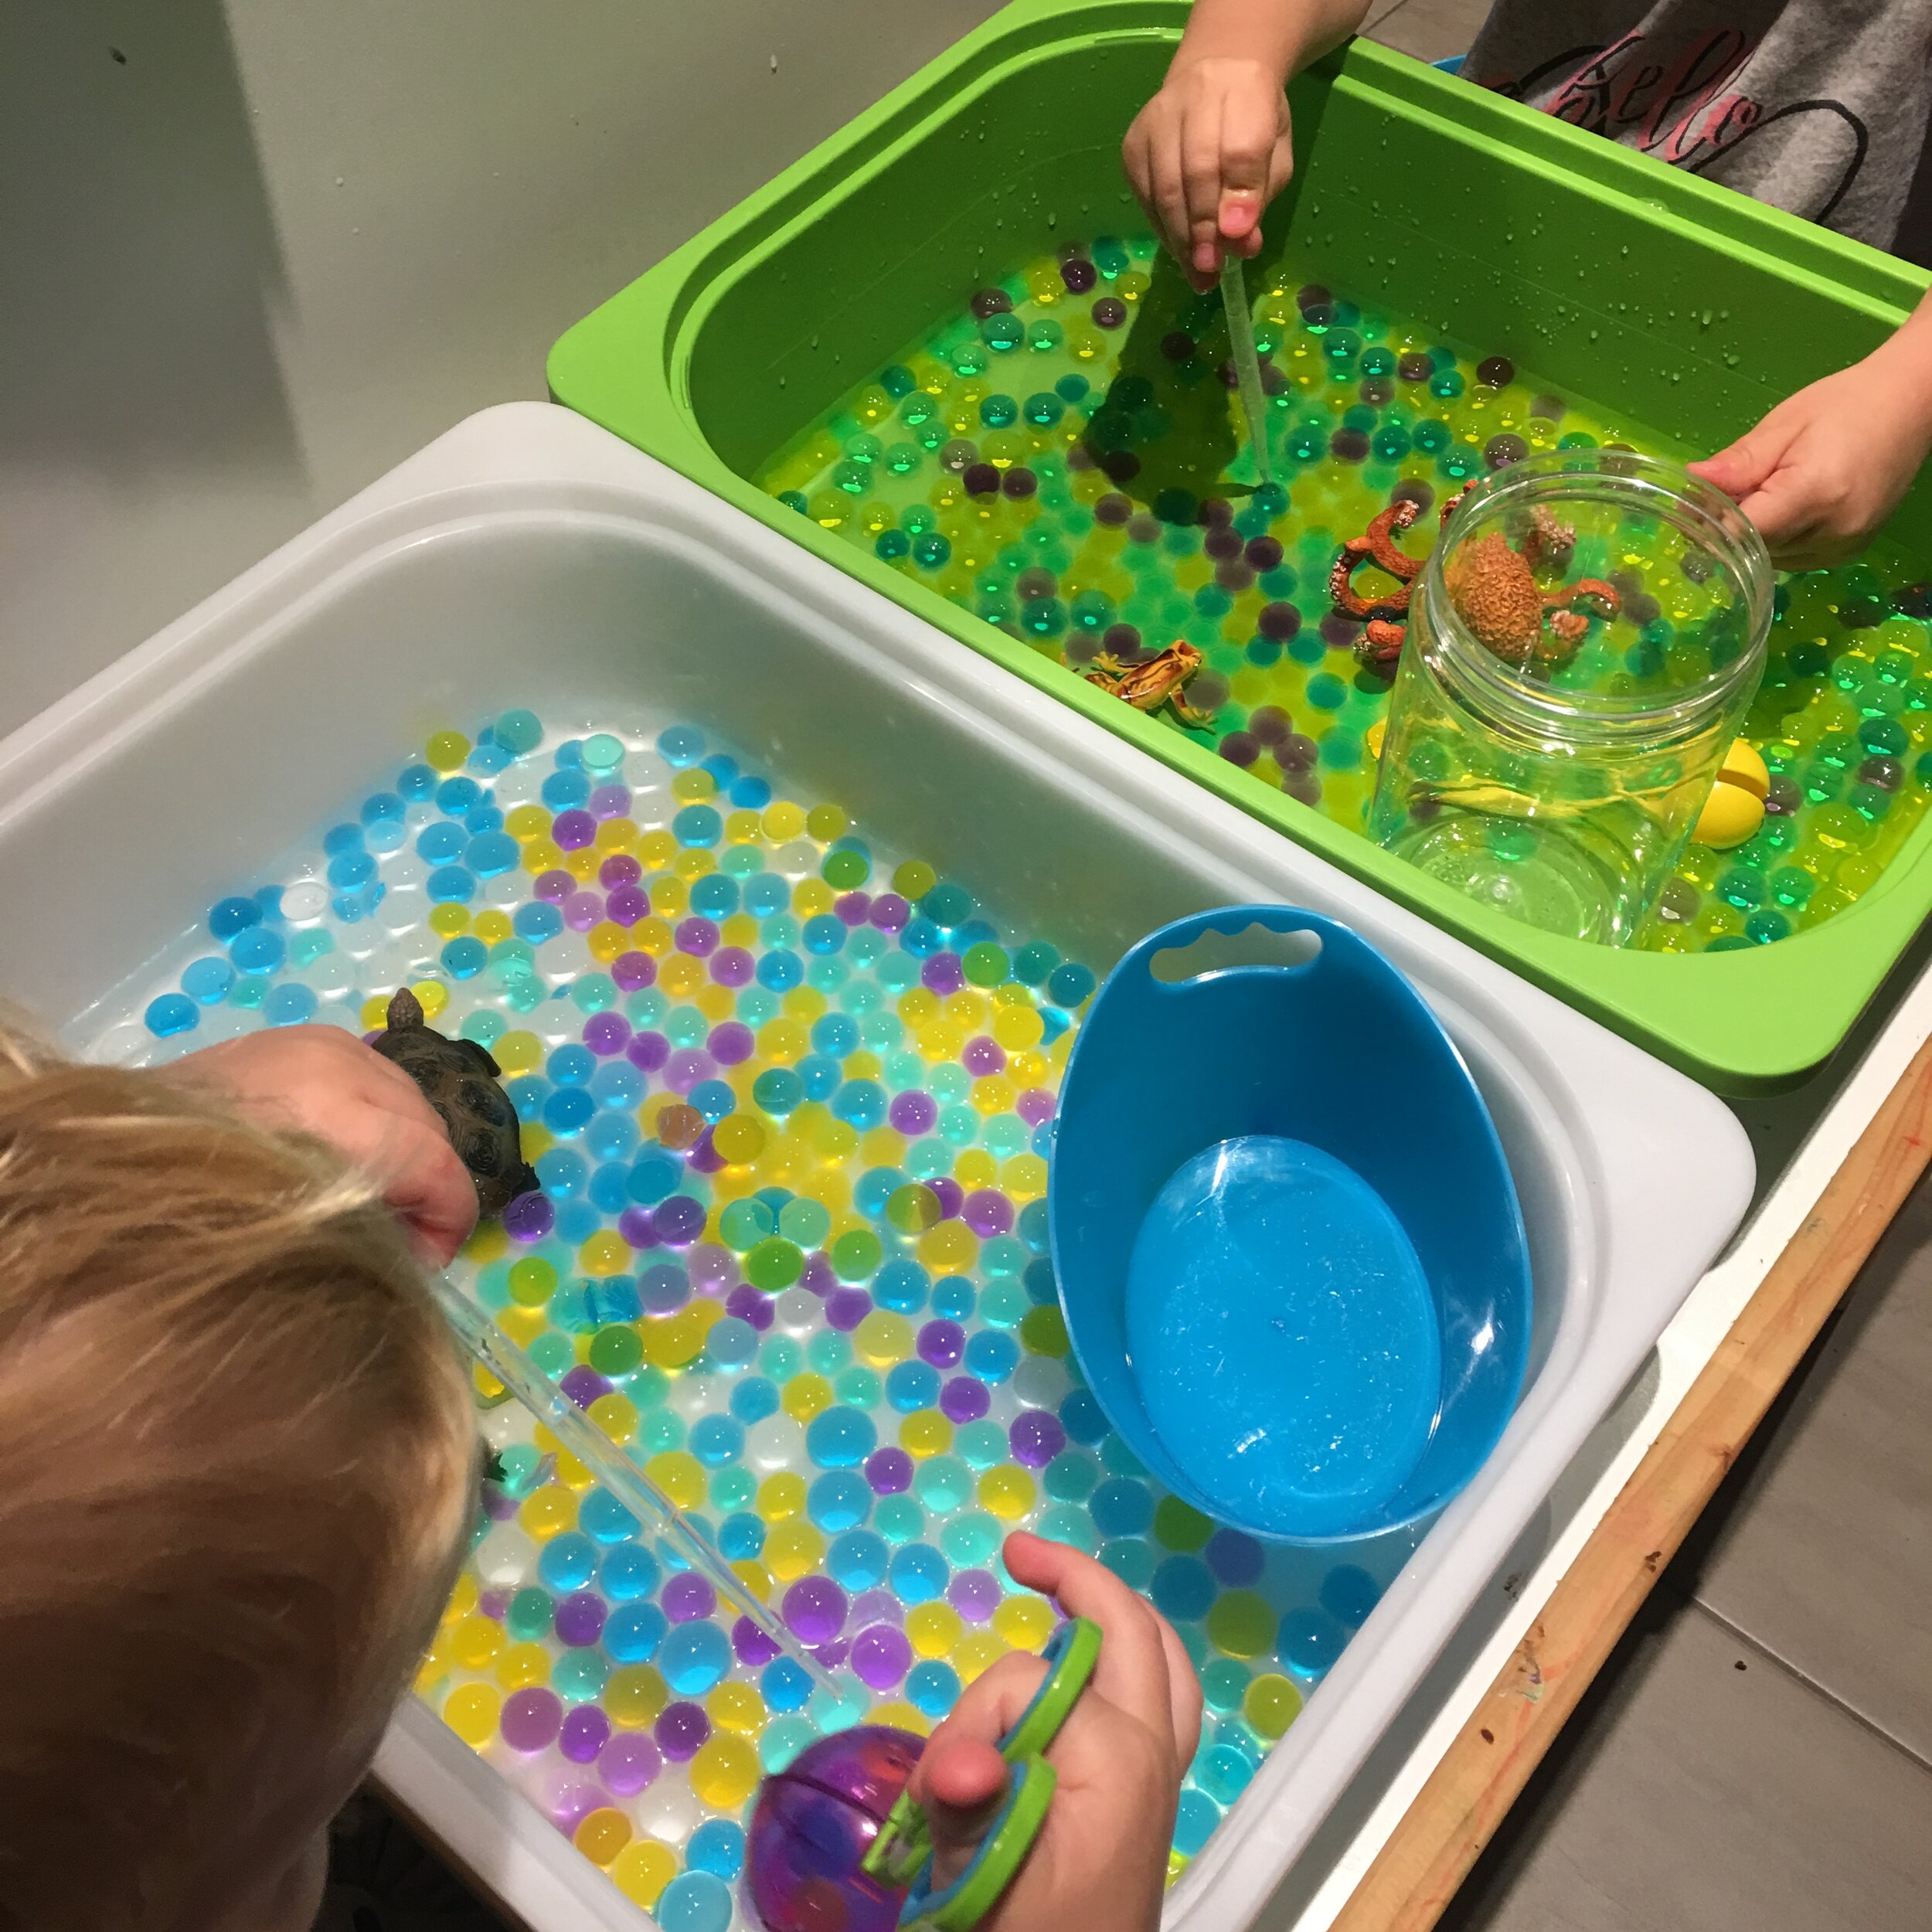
left=906, top=1531, right=1204, bottom=1932
left=1124, top=0, right=1372, bottom=290
left=1689, top=289, right=1932, bottom=570
left=176, top=1028, right=478, bottom=1267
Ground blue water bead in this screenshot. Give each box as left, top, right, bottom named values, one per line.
left=514, top=900, right=563, bottom=944
left=543, top=1087, right=595, bottom=1136
left=264, top=983, right=318, bottom=1027
left=416, top=821, right=464, bottom=865
left=911, top=1457, right=971, bottom=1512
left=809, top=1471, right=873, bottom=1531
left=1206, top=1529, right=1266, bottom=1588
left=326, top=847, right=376, bottom=891
left=628, top=1149, right=682, bottom=1203
left=798, top=1053, right=842, bottom=1103
left=582, top=1162, right=625, bottom=1215
left=1100, top=1538, right=1156, bottom=1591
left=583, top=1277, right=641, bottom=1327
left=869, top=1260, right=927, bottom=1315
left=604, top=1600, right=668, bottom=1663
left=660, top=1620, right=733, bottom=1696
left=549, top=1043, right=596, bottom=1086
left=542, top=767, right=591, bottom=811
left=939, top=1511, right=1001, bottom=1568
left=145, top=994, right=200, bottom=1039
left=1033, top=1505, right=1097, bottom=1554
left=807, top=1406, right=876, bottom=1470
left=424, top=865, right=476, bottom=906
left=1173, top=1790, right=1221, bottom=1858
left=688, top=1079, right=736, bottom=1122
left=730, top=1376, right=781, bottom=1425
left=656, top=1871, right=732, bottom=1932
left=1198, top=1742, right=1255, bottom=1804
left=440, top=936, right=488, bottom=980
left=1046, top=962, right=1096, bottom=1009
left=1151, top=1556, right=1216, bottom=1623
left=762, top=1655, right=815, bottom=1715
left=874, top=1495, right=925, bottom=1544
left=1059, top=1389, right=1107, bottom=1445
left=964, top=1330, right=1020, bottom=1385
left=932, top=1277, right=976, bottom=1321
left=731, top=774, right=772, bottom=809
left=181, top=956, right=234, bottom=1005
left=691, top=872, right=739, bottom=919
left=898, top=916, right=944, bottom=958
left=493, top=708, right=543, bottom=755
left=601, top=1543, right=661, bottom=1604
left=228, top=926, right=284, bottom=975
left=322, top=822, right=363, bottom=857
left=907, top=1659, right=962, bottom=1719
left=396, top=762, right=437, bottom=801
left=801, top=913, right=846, bottom=957
left=1016, top=1201, right=1050, bottom=1254
left=538, top=1532, right=599, bottom=1593
left=813, top=1012, right=860, bottom=1056
left=886, top=1362, right=940, bottom=1413
left=672, top=804, right=723, bottom=849
left=828, top=1529, right=890, bottom=1592
left=465, top=830, right=519, bottom=878
left=435, top=776, right=481, bottom=817
left=719, top=1512, right=766, bottom=1562
left=686, top=1819, right=745, bottom=1884
left=707, top=1317, right=758, bottom=1370
left=1278, top=1606, right=1349, bottom=1676
left=889, top=1542, right=949, bottom=1604
left=690, top=1415, right=744, bottom=1467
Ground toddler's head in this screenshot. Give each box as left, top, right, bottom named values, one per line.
left=0, top=1025, right=476, bottom=1932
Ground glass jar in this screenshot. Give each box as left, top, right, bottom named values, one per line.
left=1368, top=450, right=1772, bottom=946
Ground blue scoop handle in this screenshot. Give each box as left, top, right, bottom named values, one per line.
left=1121, top=905, right=1381, bottom=1002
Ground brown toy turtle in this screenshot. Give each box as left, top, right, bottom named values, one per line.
left=371, top=987, right=539, bottom=1218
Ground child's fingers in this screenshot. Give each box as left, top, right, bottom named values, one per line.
left=1001, top=1533, right=1182, bottom=1742
left=1148, top=114, right=1195, bottom=274
left=1155, top=1608, right=1205, bottom=1760
left=1180, top=103, right=1229, bottom=279
left=1216, top=89, right=1284, bottom=244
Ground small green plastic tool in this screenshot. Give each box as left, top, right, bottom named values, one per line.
left=862, top=1615, right=1103, bottom=1929
left=1220, top=253, right=1272, bottom=486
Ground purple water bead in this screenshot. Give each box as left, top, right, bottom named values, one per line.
left=605, top=883, right=649, bottom=925
left=1003, top=468, right=1038, bottom=499
left=940, top=1376, right=990, bottom=1424
left=627, top=1030, right=671, bottom=1073
left=961, top=1036, right=1005, bottom=1077
left=554, top=1591, right=607, bottom=1648
left=654, top=1195, right=706, bottom=1247
left=851, top=1623, right=914, bottom=1692
left=1009, top=1409, right=1066, bottom=1468
left=663, top=1573, right=719, bottom=1624
left=687, top=1131, right=726, bottom=1175
left=921, top=952, right=965, bottom=995
left=1091, top=296, right=1127, bottom=329
left=918, top=1320, right=966, bottom=1369
left=675, top=917, right=720, bottom=957
left=733, top=1615, right=783, bottom=1667
left=963, top=1189, right=1013, bottom=1239
left=563, top=890, right=604, bottom=932
left=835, top=892, right=872, bottom=927
left=1060, top=256, right=1097, bottom=293
left=559, top=1365, right=612, bottom=1410
left=964, top=462, right=1000, bottom=498
left=553, top=809, right=597, bottom=851
left=613, top=951, right=655, bottom=992
left=665, top=1048, right=716, bottom=1094
left=689, top=1244, right=736, bottom=1293
left=583, top=1011, right=631, bottom=1056
left=852, top=1589, right=903, bottom=1630
left=600, top=853, right=642, bottom=889
left=728, top=1284, right=775, bottom=1330
left=1330, top=428, right=1371, bottom=464
left=503, top=1190, right=555, bottom=1243
left=782, top=1576, right=849, bottom=1647
left=549, top=1780, right=606, bottom=1834
left=588, top=783, right=631, bottom=820
left=800, top=1251, right=837, bottom=1296
left=711, top=947, right=755, bottom=988
left=560, top=1704, right=612, bottom=1764
left=655, top=1701, right=710, bottom=1761
left=1257, top=601, right=1301, bottom=643
left=598, top=1732, right=662, bottom=1796
left=947, top=1570, right=1002, bottom=1624
left=866, top=1447, right=914, bottom=1495
left=500, top=1685, right=564, bottom=1753
left=1015, top=1088, right=1056, bottom=1128
left=826, top=1287, right=873, bottom=1332
left=927, top=1177, right=964, bottom=1219
left=1204, top=525, right=1243, bottom=561
left=1220, top=732, right=1262, bottom=768
left=889, top=1091, right=937, bottom=1135
left=535, top=869, right=574, bottom=903
left=869, top=893, right=910, bottom=933
left=618, top=1207, right=656, bottom=1250
left=708, top=1021, right=755, bottom=1063
left=971, top=287, right=1013, bottom=318
left=1206, top=1526, right=1266, bottom=1587
left=479, top=1587, right=511, bottom=1619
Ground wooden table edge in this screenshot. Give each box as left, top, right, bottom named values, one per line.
left=1325, top=1029, right=1932, bottom=1932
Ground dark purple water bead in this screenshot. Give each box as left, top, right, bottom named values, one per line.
left=583, top=1010, right=631, bottom=1056
left=675, top=916, right=719, bottom=957
left=1261, top=363, right=1290, bottom=396
left=1392, top=478, right=1436, bottom=513
left=1478, top=355, right=1516, bottom=387
left=1066, top=442, right=1096, bottom=471
left=600, top=1733, right=662, bottom=1797
left=535, top=869, right=574, bottom=903
left=1216, top=559, right=1255, bottom=594
left=653, top=1195, right=706, bottom=1246
left=627, top=1029, right=670, bottom=1073
left=1248, top=705, right=1293, bottom=746
left=560, top=1365, right=613, bottom=1411
left=1894, top=582, right=1932, bottom=618
left=1320, top=611, right=1365, bottom=649
left=1297, top=282, right=1332, bottom=311
left=869, top=893, right=911, bottom=932
left=1245, top=535, right=1284, bottom=572
left=1002, top=468, right=1039, bottom=499
left=1203, top=524, right=1243, bottom=561
left=1127, top=513, right=1163, bottom=545
left=1765, top=775, right=1803, bottom=815
left=1094, top=492, right=1134, bottom=526
left=1219, top=732, right=1262, bottom=768
left=800, top=1252, right=837, bottom=1295
left=1257, top=601, right=1301, bottom=642
left=1158, top=330, right=1197, bottom=365
left=733, top=1615, right=782, bottom=1667
left=1009, top=1409, right=1066, bottom=1468
left=963, top=461, right=1001, bottom=498
left=501, top=1686, right=564, bottom=1753
left=710, top=947, right=755, bottom=989
left=483, top=1485, right=519, bottom=1522
left=725, top=1283, right=771, bottom=1328
left=927, top=1176, right=964, bottom=1219
left=663, top=1573, right=717, bottom=1624
left=852, top=1623, right=914, bottom=1692
left=1205, top=1527, right=1267, bottom=1586
left=1101, top=622, right=1143, bottom=660
left=1359, top=376, right=1394, bottom=407
left=612, top=951, right=655, bottom=992
left=560, top=1705, right=612, bottom=1765
left=1284, top=770, right=1323, bottom=805
left=1200, top=498, right=1235, bottom=526
left=971, top=287, right=1013, bottom=319
left=1485, top=434, right=1529, bottom=470
left=825, top=1287, right=873, bottom=1332
left=1061, top=257, right=1097, bottom=293
left=709, top=1022, right=755, bottom=1066
left=1099, top=447, right=1141, bottom=484
left=835, top=892, right=871, bottom=927
left=553, top=809, right=597, bottom=851
left=1529, top=392, right=1566, bottom=422
left=866, top=1447, right=914, bottom=1494
left=1861, top=754, right=1905, bottom=791
left=1277, top=733, right=1320, bottom=773
left=1015, top=566, right=1058, bottom=601
left=504, top=1190, right=555, bottom=1243
left=918, top=1318, right=967, bottom=1369
left=782, top=1575, right=849, bottom=1647
left=1091, top=296, right=1128, bottom=329
left=889, top=1090, right=938, bottom=1135
left=618, top=1207, right=657, bottom=1250
left=962, top=1189, right=1013, bottom=1238
left=940, top=1376, right=991, bottom=1423
left=921, top=952, right=966, bottom=995
left=600, top=853, right=642, bottom=889
left=1655, top=878, right=1700, bottom=924
left=655, top=1702, right=710, bottom=1762
left=1330, top=428, right=1371, bottom=463
left=563, top=890, right=605, bottom=934
left=1398, top=352, right=1434, bottom=383
left=554, top=1591, right=607, bottom=1648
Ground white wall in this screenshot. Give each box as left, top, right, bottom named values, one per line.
left=0, top=1, right=1006, bottom=740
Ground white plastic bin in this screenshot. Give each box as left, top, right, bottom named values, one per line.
left=0, top=403, right=1754, bottom=1930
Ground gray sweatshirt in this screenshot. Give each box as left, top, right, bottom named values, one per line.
left=1461, top=1, right=1932, bottom=263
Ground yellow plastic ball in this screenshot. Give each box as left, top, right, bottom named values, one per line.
left=1692, top=740, right=1770, bottom=849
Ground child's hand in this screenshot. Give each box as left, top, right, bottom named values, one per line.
left=1124, top=56, right=1293, bottom=291
left=1689, top=352, right=1932, bottom=572
left=906, top=1531, right=1203, bottom=1932
left=176, top=1027, right=478, bottom=1267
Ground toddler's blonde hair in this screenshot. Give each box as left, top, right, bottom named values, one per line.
left=0, top=1023, right=476, bottom=1931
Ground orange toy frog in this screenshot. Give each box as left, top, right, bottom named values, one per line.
left=1080, top=639, right=1219, bottom=730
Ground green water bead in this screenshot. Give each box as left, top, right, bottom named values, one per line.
left=876, top=1495, right=924, bottom=1543
left=712, top=1465, right=757, bottom=1512
left=509, top=1257, right=557, bottom=1308
left=808, top=1329, right=852, bottom=1376
left=823, top=846, right=870, bottom=889
left=506, top=1587, right=554, bottom=1642
left=641, top=1407, right=685, bottom=1454
left=981, top=313, right=1025, bottom=352
left=589, top=1324, right=645, bottom=1378
left=887, top=1183, right=942, bottom=1234
left=836, top=1366, right=883, bottom=1409
left=1155, top=1495, right=1214, bottom=1551
left=940, top=1510, right=1002, bottom=1566
left=778, top=1198, right=831, bottom=1247
left=745, top=1238, right=805, bottom=1293
left=528, top=1332, right=574, bottom=1379
left=830, top=1229, right=883, bottom=1281
left=832, top=460, right=871, bottom=496
left=719, top=1199, right=775, bottom=1251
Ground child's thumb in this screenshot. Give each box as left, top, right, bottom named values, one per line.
left=1688, top=429, right=1777, bottom=501
left=919, top=1736, right=1011, bottom=1890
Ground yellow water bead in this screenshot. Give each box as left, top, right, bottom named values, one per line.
left=794, top=878, right=836, bottom=918
left=733, top=1558, right=774, bottom=1601
left=954, top=1630, right=1009, bottom=1682
left=429, top=901, right=471, bottom=938
left=414, top=1645, right=450, bottom=1697
left=607, top=1663, right=669, bottom=1727
left=898, top=986, right=940, bottom=1027
left=855, top=1310, right=914, bottom=1367
left=815, top=1117, right=859, bottom=1163
left=900, top=1410, right=953, bottom=1458
left=472, top=908, right=513, bottom=945
left=894, top=859, right=938, bottom=900
left=764, top=1519, right=827, bottom=1581
left=782, top=986, right=829, bottom=1022
left=759, top=1018, right=811, bottom=1065
left=872, top=1700, right=933, bottom=1737
left=1003, top=1155, right=1049, bottom=1201
left=470, top=1363, right=510, bottom=1409
left=638, top=828, right=678, bottom=869
left=713, top=1114, right=768, bottom=1165
left=441, top=1573, right=480, bottom=1625
left=554, top=1448, right=597, bottom=1491
left=726, top=811, right=764, bottom=845
left=442, top=1682, right=501, bottom=1748
left=660, top=955, right=706, bottom=1000
left=759, top=1472, right=808, bottom=1521
left=495, top=1642, right=551, bottom=1692
left=464, top=1213, right=511, bottom=1264
left=944, top=989, right=989, bottom=1030
left=427, top=730, right=470, bottom=771
left=672, top=767, right=716, bottom=802
left=498, top=1305, right=547, bottom=1349
left=971, top=1075, right=1015, bottom=1116
left=992, top=1005, right=1045, bottom=1051
left=448, top=1613, right=504, bottom=1672
left=649, top=876, right=689, bottom=918
left=492, top=1030, right=543, bottom=1076
left=574, top=1808, right=631, bottom=1868
left=708, top=1682, right=767, bottom=1734
left=522, top=837, right=564, bottom=875
left=580, top=1230, right=631, bottom=1277
left=691, top=1733, right=761, bottom=1811
left=518, top=1486, right=577, bottom=1540
left=978, top=1464, right=1038, bottom=1523
left=918, top=1020, right=967, bottom=1061
left=631, top=915, right=674, bottom=957
left=506, top=803, right=550, bottom=838
left=722, top=910, right=760, bottom=950
left=907, top=1602, right=964, bottom=1658
left=595, top=817, right=638, bottom=853
left=859, top=1125, right=906, bottom=1169
left=844, top=1049, right=884, bottom=1083
left=566, top=847, right=601, bottom=882
left=674, top=846, right=716, bottom=883
left=645, top=1450, right=706, bottom=1511
left=954, top=1149, right=997, bottom=1190
left=588, top=921, right=629, bottom=964
left=920, top=1220, right=979, bottom=1273
left=783, top=1372, right=835, bottom=1423
left=611, top=1840, right=678, bottom=1910
left=764, top=800, right=807, bottom=842
left=1243, top=1672, right=1304, bottom=1740
left=587, top=1393, right=638, bottom=1445
left=359, top=994, right=392, bottom=1031
left=992, top=1593, right=1056, bottom=1651
left=1009, top=1051, right=1049, bottom=1088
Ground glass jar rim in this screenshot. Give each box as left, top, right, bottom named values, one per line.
left=1415, top=448, right=1773, bottom=740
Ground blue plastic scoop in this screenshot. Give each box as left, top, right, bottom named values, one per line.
left=1049, top=907, right=1531, bottom=1543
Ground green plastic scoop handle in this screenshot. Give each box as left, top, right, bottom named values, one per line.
left=1221, top=253, right=1273, bottom=487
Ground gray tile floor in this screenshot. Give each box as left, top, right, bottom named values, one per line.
left=1356, top=6, right=1932, bottom=1924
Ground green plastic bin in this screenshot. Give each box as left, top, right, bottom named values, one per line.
left=549, top=0, right=1932, bottom=1090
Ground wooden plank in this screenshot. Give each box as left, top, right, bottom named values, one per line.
left=1328, top=1029, right=1932, bottom=1932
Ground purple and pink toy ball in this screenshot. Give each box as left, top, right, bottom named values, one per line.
left=746, top=1725, right=923, bottom=1932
